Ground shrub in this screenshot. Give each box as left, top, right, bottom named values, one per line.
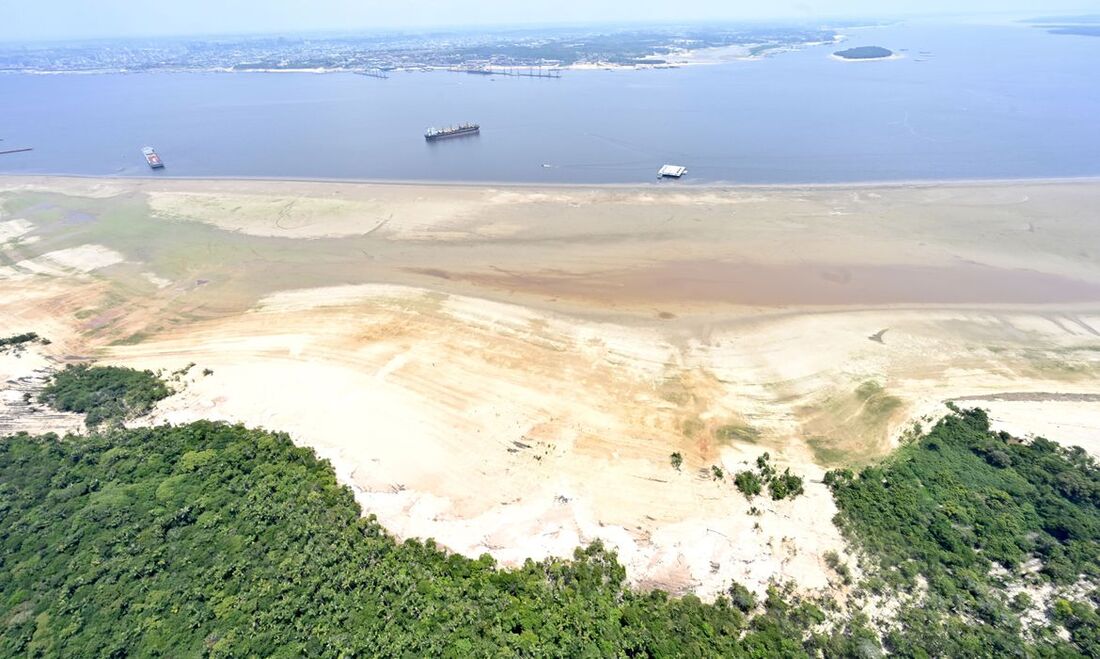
left=756, top=452, right=776, bottom=480
left=735, top=454, right=804, bottom=501
left=823, top=550, right=852, bottom=585
left=735, top=470, right=762, bottom=497
left=0, top=332, right=42, bottom=350
left=768, top=469, right=804, bottom=501
left=39, top=364, right=171, bottom=427
left=728, top=582, right=756, bottom=612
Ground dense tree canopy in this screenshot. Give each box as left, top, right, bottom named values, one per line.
left=0, top=422, right=872, bottom=657
left=827, top=407, right=1100, bottom=656
left=37, top=364, right=171, bottom=427
left=3, top=362, right=1098, bottom=657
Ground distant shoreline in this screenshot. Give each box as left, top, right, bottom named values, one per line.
left=4, top=172, right=1100, bottom=194
left=0, top=35, right=841, bottom=77
left=0, top=53, right=776, bottom=76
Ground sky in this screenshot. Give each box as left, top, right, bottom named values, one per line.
left=1, top=0, right=1096, bottom=42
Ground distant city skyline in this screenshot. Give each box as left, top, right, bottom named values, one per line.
left=1, top=0, right=1096, bottom=42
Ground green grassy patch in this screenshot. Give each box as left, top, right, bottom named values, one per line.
left=109, top=332, right=152, bottom=346
left=854, top=380, right=903, bottom=420
left=799, top=381, right=906, bottom=466
left=1022, top=351, right=1095, bottom=379
left=806, top=436, right=855, bottom=467
left=681, top=417, right=704, bottom=438
left=715, top=423, right=761, bottom=444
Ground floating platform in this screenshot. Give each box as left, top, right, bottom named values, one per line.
left=142, top=147, right=164, bottom=169
left=658, top=164, right=687, bottom=178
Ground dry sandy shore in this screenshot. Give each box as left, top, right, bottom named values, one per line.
left=2, top=175, right=1099, bottom=599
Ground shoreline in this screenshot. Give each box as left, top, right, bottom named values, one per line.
left=0, top=38, right=833, bottom=77
left=3, top=171, right=1100, bottom=194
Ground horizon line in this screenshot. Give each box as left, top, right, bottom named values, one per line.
left=0, top=10, right=1062, bottom=46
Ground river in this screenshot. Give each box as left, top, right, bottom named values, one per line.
left=2, top=21, right=1099, bottom=184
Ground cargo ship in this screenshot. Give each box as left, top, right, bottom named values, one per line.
left=425, top=123, right=480, bottom=141
left=142, top=147, right=164, bottom=169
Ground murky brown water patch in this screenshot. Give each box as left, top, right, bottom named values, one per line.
left=414, top=261, right=1100, bottom=307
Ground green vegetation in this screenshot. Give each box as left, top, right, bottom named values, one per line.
left=727, top=582, right=756, bottom=612
left=823, top=550, right=852, bottom=586
left=38, top=364, right=171, bottom=427
left=806, top=436, right=850, bottom=466
left=854, top=380, right=901, bottom=410
left=1053, top=597, right=1100, bottom=655
left=833, top=45, right=894, bottom=60
left=715, top=423, right=761, bottom=443
left=680, top=417, right=704, bottom=438
left=733, top=453, right=805, bottom=501
left=768, top=469, right=805, bottom=501
left=669, top=451, right=683, bottom=471
left=756, top=453, right=774, bottom=477
left=172, top=362, right=196, bottom=377
left=803, top=380, right=905, bottom=467
left=0, top=332, right=46, bottom=351
left=827, top=407, right=1100, bottom=656
left=6, top=362, right=1100, bottom=655
left=711, top=465, right=725, bottom=481
left=1, top=423, right=875, bottom=657
left=735, top=470, right=762, bottom=497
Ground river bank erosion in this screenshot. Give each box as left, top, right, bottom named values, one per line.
left=3, top=175, right=1100, bottom=599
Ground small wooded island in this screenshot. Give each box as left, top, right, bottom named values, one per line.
left=833, top=45, right=894, bottom=60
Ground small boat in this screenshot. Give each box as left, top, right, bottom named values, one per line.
left=658, top=164, right=687, bottom=178
left=142, top=147, right=164, bottom=169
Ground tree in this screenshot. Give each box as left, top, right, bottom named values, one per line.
left=38, top=364, right=171, bottom=427
left=0, top=423, right=854, bottom=656
left=735, top=470, right=762, bottom=497
left=768, top=469, right=804, bottom=501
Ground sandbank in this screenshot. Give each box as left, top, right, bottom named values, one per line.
left=2, top=174, right=1099, bottom=599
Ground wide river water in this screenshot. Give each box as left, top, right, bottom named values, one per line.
left=2, top=22, right=1099, bottom=184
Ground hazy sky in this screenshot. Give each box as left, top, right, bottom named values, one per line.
left=1, top=0, right=1094, bottom=42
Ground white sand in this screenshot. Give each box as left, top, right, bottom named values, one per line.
left=115, top=283, right=859, bottom=598
left=3, top=175, right=1100, bottom=600
left=970, top=400, right=1100, bottom=459
left=0, top=219, right=34, bottom=243
left=0, top=345, right=85, bottom=437
left=11, top=244, right=124, bottom=277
